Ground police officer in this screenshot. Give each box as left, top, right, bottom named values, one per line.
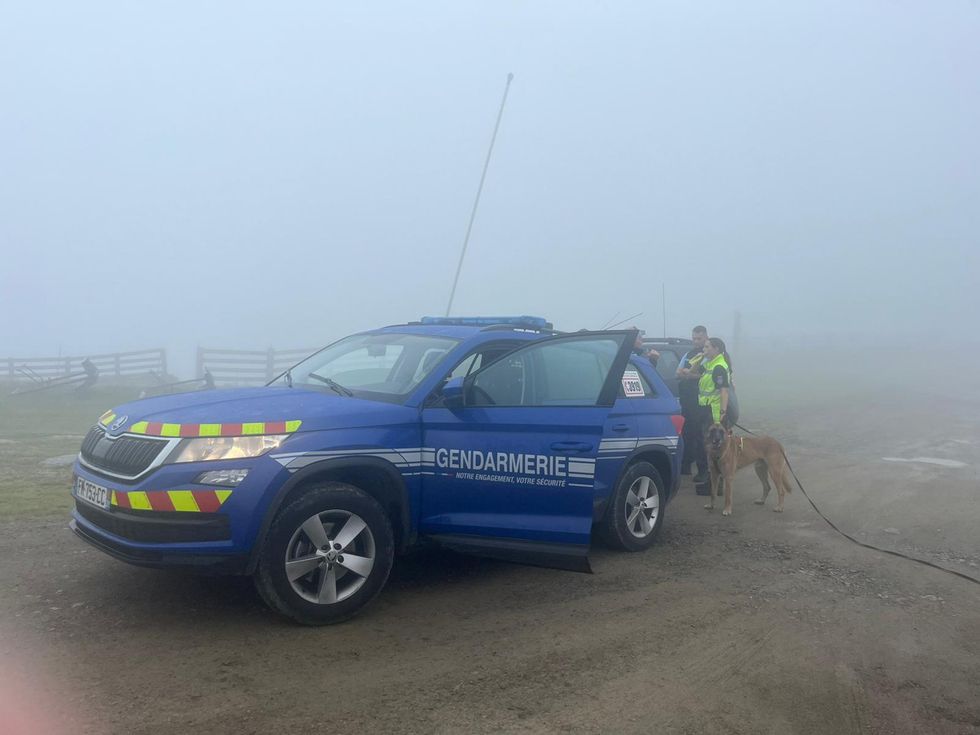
left=676, top=326, right=708, bottom=480
left=698, top=336, right=733, bottom=429
left=632, top=328, right=659, bottom=367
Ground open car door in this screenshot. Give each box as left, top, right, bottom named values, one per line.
left=419, top=330, right=638, bottom=572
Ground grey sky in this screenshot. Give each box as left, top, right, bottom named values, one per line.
left=2, top=1, right=977, bottom=362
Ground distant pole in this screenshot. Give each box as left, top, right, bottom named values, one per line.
left=662, top=283, right=667, bottom=338
left=445, top=73, right=514, bottom=316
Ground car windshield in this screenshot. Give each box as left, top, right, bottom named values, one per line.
left=272, top=332, right=459, bottom=400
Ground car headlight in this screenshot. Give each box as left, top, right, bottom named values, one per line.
left=171, top=435, right=288, bottom=463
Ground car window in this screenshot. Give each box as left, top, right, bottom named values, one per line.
left=323, top=345, right=405, bottom=388
left=619, top=364, right=657, bottom=398
left=654, top=349, right=680, bottom=382
left=447, top=343, right=521, bottom=380
left=277, top=333, right=460, bottom=399
left=413, top=346, right=453, bottom=382
left=449, top=353, right=481, bottom=380
left=470, top=336, right=621, bottom=407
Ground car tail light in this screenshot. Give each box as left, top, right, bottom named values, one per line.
left=670, top=414, right=685, bottom=435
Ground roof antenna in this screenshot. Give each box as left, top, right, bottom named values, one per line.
left=605, top=311, right=643, bottom=330
left=445, top=73, right=515, bottom=316
left=600, top=310, right=621, bottom=330
left=662, top=283, right=667, bottom=337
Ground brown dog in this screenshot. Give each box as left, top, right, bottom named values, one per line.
left=704, top=423, right=793, bottom=516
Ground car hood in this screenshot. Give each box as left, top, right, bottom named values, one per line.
left=101, top=387, right=409, bottom=435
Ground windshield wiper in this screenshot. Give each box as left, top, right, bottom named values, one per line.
left=307, top=373, right=353, bottom=396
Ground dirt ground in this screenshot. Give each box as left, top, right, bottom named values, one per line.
left=1, top=381, right=978, bottom=734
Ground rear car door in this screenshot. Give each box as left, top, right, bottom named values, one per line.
left=419, top=331, right=636, bottom=567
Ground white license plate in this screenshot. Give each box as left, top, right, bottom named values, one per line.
left=74, top=476, right=110, bottom=510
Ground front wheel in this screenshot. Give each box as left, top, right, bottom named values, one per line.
left=254, top=482, right=394, bottom=625
left=600, top=461, right=666, bottom=552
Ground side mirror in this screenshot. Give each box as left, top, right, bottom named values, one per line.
left=442, top=376, right=465, bottom=408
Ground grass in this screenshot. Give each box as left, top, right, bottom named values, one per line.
left=0, top=386, right=141, bottom=520
left=0, top=349, right=952, bottom=522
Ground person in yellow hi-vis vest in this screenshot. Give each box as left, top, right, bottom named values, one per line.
left=698, top=337, right=733, bottom=428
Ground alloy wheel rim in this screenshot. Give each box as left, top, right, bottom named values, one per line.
left=284, top=510, right=376, bottom=604
left=624, top=476, right=659, bottom=538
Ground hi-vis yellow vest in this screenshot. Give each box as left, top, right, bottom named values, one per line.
left=698, top=354, right=730, bottom=422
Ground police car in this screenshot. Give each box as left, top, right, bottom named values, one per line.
left=71, top=317, right=683, bottom=624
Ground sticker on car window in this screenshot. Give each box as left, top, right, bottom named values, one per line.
left=622, top=370, right=645, bottom=397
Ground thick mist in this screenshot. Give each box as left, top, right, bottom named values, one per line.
left=1, top=1, right=977, bottom=367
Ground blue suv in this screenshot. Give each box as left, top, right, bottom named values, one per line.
left=71, top=317, right=683, bottom=624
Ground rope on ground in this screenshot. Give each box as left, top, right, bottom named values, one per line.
left=732, top=422, right=980, bottom=587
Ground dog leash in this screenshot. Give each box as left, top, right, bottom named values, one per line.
left=732, top=422, right=980, bottom=587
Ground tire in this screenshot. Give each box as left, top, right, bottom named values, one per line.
left=600, top=461, right=666, bottom=552
left=254, top=482, right=394, bottom=625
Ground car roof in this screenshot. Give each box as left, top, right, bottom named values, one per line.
left=370, top=315, right=558, bottom=341
left=642, top=337, right=693, bottom=347
left=372, top=323, right=553, bottom=341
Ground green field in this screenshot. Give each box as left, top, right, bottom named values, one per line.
left=0, top=386, right=140, bottom=520
left=0, top=352, right=915, bottom=522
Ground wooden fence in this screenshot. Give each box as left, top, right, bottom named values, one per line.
left=2, top=349, right=167, bottom=382
left=196, top=347, right=318, bottom=386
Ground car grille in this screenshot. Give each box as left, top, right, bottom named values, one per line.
left=80, top=426, right=169, bottom=478
left=75, top=502, right=231, bottom=543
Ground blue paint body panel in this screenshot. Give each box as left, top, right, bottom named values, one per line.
left=70, top=323, right=682, bottom=571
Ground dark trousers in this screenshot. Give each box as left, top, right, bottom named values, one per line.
left=682, top=404, right=709, bottom=474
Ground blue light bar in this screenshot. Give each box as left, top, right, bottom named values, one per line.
left=420, top=316, right=552, bottom=329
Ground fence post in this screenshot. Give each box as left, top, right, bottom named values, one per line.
left=7, top=358, right=12, bottom=378
left=196, top=346, right=204, bottom=379
left=64, top=357, right=71, bottom=375
left=114, top=354, right=121, bottom=376
left=160, top=349, right=168, bottom=378
left=266, top=347, right=275, bottom=383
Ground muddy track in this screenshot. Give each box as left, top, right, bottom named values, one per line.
left=1, top=395, right=978, bottom=734
left=2, top=492, right=979, bottom=734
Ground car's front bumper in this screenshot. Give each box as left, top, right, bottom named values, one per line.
left=70, top=517, right=248, bottom=573
left=69, top=454, right=289, bottom=572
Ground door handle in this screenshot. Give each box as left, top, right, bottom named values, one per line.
left=550, top=442, right=593, bottom=453
left=611, top=424, right=630, bottom=433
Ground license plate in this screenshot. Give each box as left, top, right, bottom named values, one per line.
left=74, top=476, right=110, bottom=510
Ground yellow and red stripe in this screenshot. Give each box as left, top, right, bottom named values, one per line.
left=111, top=489, right=233, bottom=512
left=98, top=410, right=117, bottom=427
left=127, top=420, right=302, bottom=437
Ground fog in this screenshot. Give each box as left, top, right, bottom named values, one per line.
left=2, top=1, right=978, bottom=368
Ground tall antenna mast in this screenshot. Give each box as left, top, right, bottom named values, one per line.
left=445, top=73, right=514, bottom=316
left=662, top=283, right=667, bottom=337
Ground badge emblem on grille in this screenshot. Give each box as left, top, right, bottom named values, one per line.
left=109, top=415, right=129, bottom=433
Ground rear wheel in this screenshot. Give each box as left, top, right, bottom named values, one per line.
left=600, top=461, right=665, bottom=551
left=254, top=482, right=394, bottom=625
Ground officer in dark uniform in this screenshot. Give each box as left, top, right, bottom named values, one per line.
left=632, top=328, right=660, bottom=367
left=676, top=325, right=708, bottom=482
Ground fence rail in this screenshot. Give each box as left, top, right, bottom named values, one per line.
left=2, top=349, right=168, bottom=382
left=196, top=347, right=318, bottom=386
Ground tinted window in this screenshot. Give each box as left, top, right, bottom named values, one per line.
left=470, top=336, right=620, bottom=406
left=619, top=364, right=657, bottom=398
left=447, top=343, right=520, bottom=381
left=654, top=349, right=681, bottom=382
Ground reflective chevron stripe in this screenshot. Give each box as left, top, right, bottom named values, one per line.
left=111, top=489, right=233, bottom=512
left=127, top=420, right=302, bottom=437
